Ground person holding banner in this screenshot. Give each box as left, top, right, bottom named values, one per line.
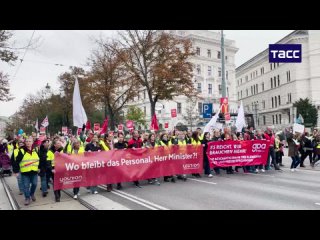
left=47, top=139, right=64, bottom=202
left=85, top=134, right=102, bottom=194
left=146, top=133, right=161, bottom=185
left=128, top=130, right=143, bottom=188
left=185, top=130, right=192, bottom=144
left=157, top=133, right=176, bottom=183
left=10, top=139, right=25, bottom=195
left=201, top=132, right=213, bottom=178
left=191, top=131, right=202, bottom=178
left=211, top=129, right=222, bottom=175
left=13, top=137, right=40, bottom=206
left=113, top=132, right=128, bottom=190
left=254, top=129, right=265, bottom=173
left=69, top=140, right=85, bottom=199
left=172, top=131, right=187, bottom=181
left=264, top=127, right=281, bottom=171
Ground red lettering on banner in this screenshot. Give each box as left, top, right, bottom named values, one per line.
left=53, top=145, right=203, bottom=190
left=207, top=140, right=270, bottom=168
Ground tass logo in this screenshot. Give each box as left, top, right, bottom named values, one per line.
left=269, top=44, right=302, bottom=63
left=252, top=143, right=266, bottom=152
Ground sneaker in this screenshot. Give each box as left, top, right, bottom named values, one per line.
left=255, top=169, right=259, bottom=173
left=19, top=192, right=23, bottom=195
left=164, top=178, right=170, bottom=182
left=31, top=195, right=36, bottom=201
left=208, top=174, right=213, bottom=178
left=135, top=184, right=142, bottom=188
left=55, top=197, right=60, bottom=202
left=171, top=177, right=176, bottom=183
left=196, top=174, right=201, bottom=178
left=148, top=179, right=154, bottom=184
left=73, top=195, right=78, bottom=199
left=107, top=185, right=112, bottom=192
left=93, top=191, right=98, bottom=194
left=24, top=199, right=30, bottom=206
left=291, top=169, right=295, bottom=172
left=260, top=169, right=265, bottom=173
left=280, top=164, right=285, bottom=167
left=42, top=192, right=48, bottom=197
left=117, top=184, right=123, bottom=190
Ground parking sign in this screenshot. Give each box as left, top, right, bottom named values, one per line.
left=203, top=103, right=213, bottom=118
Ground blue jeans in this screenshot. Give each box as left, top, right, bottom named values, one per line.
left=21, top=173, right=38, bottom=200
left=266, top=147, right=276, bottom=168
left=17, top=173, right=24, bottom=193
left=90, top=186, right=97, bottom=193
left=40, top=174, right=48, bottom=193
left=291, top=156, right=300, bottom=169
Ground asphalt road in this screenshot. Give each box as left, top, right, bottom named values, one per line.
left=2, top=149, right=320, bottom=210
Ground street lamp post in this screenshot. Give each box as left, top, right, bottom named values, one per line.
left=221, top=30, right=226, bottom=98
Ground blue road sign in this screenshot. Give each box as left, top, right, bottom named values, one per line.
left=203, top=103, right=213, bottom=118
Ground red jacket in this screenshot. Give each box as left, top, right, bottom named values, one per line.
left=264, top=133, right=275, bottom=147
left=128, top=138, right=143, bottom=148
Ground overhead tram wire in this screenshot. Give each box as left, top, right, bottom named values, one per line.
left=13, top=30, right=36, bottom=79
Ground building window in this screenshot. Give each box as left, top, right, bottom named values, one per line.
left=262, top=82, right=264, bottom=91
left=246, top=89, right=248, bottom=97
left=278, top=95, right=281, bottom=105
left=197, top=83, right=202, bottom=93
left=251, top=73, right=253, bottom=79
left=261, top=67, right=264, bottom=75
left=262, top=100, right=265, bottom=109
left=208, top=84, right=212, bottom=94
left=288, top=93, right=292, bottom=103
left=196, top=64, right=201, bottom=75
left=278, top=75, right=280, bottom=86
left=276, top=115, right=278, bottom=124
left=207, top=49, right=211, bottom=58
left=272, top=115, right=275, bottom=124
left=198, top=102, right=203, bottom=114
left=274, top=63, right=276, bottom=69
left=287, top=71, right=291, bottom=82
left=241, top=90, right=243, bottom=98
left=208, top=66, right=212, bottom=76
left=217, top=51, right=221, bottom=59
left=271, top=78, right=273, bottom=88
left=275, top=96, right=277, bottom=108
left=177, top=103, right=182, bottom=114
left=251, top=86, right=253, bottom=95
left=144, top=90, right=146, bottom=99
left=256, top=84, right=258, bottom=94
left=245, top=76, right=248, bottom=82
left=279, top=114, right=281, bottom=124
left=219, top=85, right=222, bottom=95
left=237, top=80, right=239, bottom=86
left=263, top=116, right=266, bottom=125
left=272, top=98, right=274, bottom=108
left=196, top=47, right=200, bottom=56
left=227, top=87, right=229, bottom=97
left=144, top=106, right=146, bottom=115
left=241, top=78, right=242, bottom=84
left=238, top=92, right=240, bottom=100
left=274, top=76, right=277, bottom=88
left=270, top=63, right=273, bottom=70
left=218, top=67, right=221, bottom=77
left=226, top=71, right=228, bottom=80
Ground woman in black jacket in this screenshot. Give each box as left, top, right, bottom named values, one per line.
left=38, top=139, right=50, bottom=197
left=201, top=132, right=213, bottom=177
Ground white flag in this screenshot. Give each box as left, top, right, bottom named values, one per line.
left=235, top=101, right=246, bottom=132
left=204, top=106, right=221, bottom=133
left=73, top=79, right=88, bottom=128
left=35, top=118, right=39, bottom=132
left=41, top=116, right=49, bottom=127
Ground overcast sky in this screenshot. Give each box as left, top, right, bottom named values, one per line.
left=0, top=30, right=293, bottom=117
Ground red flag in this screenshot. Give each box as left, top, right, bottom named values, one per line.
left=85, top=121, right=91, bottom=130
left=150, top=114, right=159, bottom=131
left=99, top=117, right=109, bottom=135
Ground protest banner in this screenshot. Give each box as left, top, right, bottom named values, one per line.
left=54, top=145, right=203, bottom=190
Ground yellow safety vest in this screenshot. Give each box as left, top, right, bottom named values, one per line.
left=178, top=140, right=186, bottom=146
left=156, top=141, right=172, bottom=147
left=70, top=146, right=85, bottom=154
left=47, top=149, right=63, bottom=167
left=191, top=139, right=201, bottom=145
left=19, top=149, right=39, bottom=173
left=99, top=140, right=110, bottom=151
left=7, top=144, right=14, bottom=154
left=199, top=133, right=204, bottom=141
left=13, top=149, right=20, bottom=160
left=66, top=143, right=72, bottom=154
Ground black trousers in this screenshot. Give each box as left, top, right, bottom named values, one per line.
left=73, top=188, right=79, bottom=195
left=51, top=171, right=61, bottom=199
left=301, top=150, right=313, bottom=165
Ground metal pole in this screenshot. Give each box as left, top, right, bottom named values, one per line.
left=221, top=30, right=226, bottom=98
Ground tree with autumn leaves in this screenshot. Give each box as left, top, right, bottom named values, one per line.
left=6, top=30, right=196, bottom=134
